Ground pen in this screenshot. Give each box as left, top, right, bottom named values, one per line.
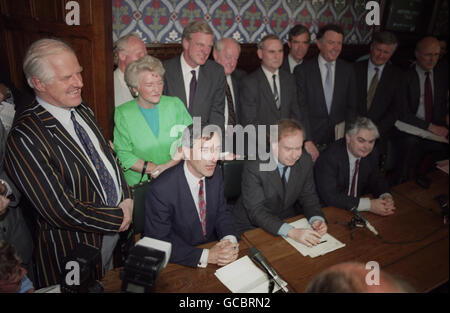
left=318, top=240, right=327, bottom=244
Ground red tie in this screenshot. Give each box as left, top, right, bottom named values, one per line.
left=424, top=72, right=433, bottom=123
left=198, top=179, right=206, bottom=236
left=350, top=159, right=359, bottom=197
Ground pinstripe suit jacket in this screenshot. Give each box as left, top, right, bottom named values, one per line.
left=4, top=100, right=131, bottom=288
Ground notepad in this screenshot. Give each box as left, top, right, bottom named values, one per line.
left=215, top=256, right=286, bottom=293
left=282, top=218, right=346, bottom=258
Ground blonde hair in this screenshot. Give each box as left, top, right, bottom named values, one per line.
left=182, top=20, right=214, bottom=41
left=124, top=55, right=165, bottom=91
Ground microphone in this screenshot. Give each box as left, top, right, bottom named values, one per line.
left=350, top=208, right=381, bottom=238
left=249, top=247, right=289, bottom=293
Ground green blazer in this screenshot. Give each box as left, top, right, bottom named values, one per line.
left=114, top=95, right=192, bottom=186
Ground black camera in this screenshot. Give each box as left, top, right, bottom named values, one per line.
left=120, top=237, right=171, bottom=293
left=60, top=243, right=104, bottom=293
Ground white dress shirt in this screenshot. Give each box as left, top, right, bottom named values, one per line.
left=114, top=68, right=134, bottom=107
left=180, top=53, right=199, bottom=109
left=288, top=54, right=303, bottom=74
left=183, top=161, right=237, bottom=267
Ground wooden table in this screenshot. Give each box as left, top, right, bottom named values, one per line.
left=242, top=193, right=449, bottom=292
left=103, top=240, right=249, bottom=293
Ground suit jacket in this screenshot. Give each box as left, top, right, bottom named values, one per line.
left=314, top=138, right=390, bottom=211
left=163, top=56, right=226, bottom=128
left=354, top=60, right=403, bottom=136
left=4, top=100, right=131, bottom=288
left=294, top=56, right=357, bottom=145
left=232, top=152, right=324, bottom=236
left=280, top=55, right=291, bottom=74
left=240, top=67, right=305, bottom=130
left=399, top=66, right=448, bottom=130
left=145, top=161, right=236, bottom=267
left=229, top=68, right=246, bottom=124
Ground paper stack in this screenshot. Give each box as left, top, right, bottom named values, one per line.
left=215, top=255, right=286, bottom=293
left=283, top=218, right=345, bottom=257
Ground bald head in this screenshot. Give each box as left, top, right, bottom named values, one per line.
left=213, top=38, right=241, bottom=76
left=305, top=262, right=411, bottom=293
left=415, top=36, right=440, bottom=71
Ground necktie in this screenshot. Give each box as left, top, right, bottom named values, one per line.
left=198, top=179, right=206, bottom=236
left=189, top=70, right=197, bottom=113
left=424, top=72, right=433, bottom=123
left=367, top=67, right=379, bottom=111
left=272, top=74, right=280, bottom=109
left=324, top=63, right=333, bottom=114
left=349, top=159, right=359, bottom=197
left=281, top=165, right=288, bottom=193
left=225, top=81, right=237, bottom=125
left=70, top=111, right=117, bottom=206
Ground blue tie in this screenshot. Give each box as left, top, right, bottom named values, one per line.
left=324, top=62, right=333, bottom=114
left=71, top=111, right=117, bottom=206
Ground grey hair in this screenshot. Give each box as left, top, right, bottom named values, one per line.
left=124, top=55, right=165, bottom=92
left=346, top=117, right=379, bottom=139
left=371, top=31, right=398, bottom=51
left=214, top=37, right=241, bottom=54
left=257, top=34, right=282, bottom=50
left=113, top=32, right=144, bottom=66
left=23, top=38, right=76, bottom=88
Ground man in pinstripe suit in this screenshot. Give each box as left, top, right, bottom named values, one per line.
left=4, top=38, right=133, bottom=288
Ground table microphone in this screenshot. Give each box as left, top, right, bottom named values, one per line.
left=350, top=208, right=381, bottom=238
left=249, top=247, right=289, bottom=293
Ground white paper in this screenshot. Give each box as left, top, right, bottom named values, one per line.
left=395, top=120, right=449, bottom=144
left=215, top=255, right=286, bottom=293
left=282, top=218, right=346, bottom=258
left=436, top=159, right=449, bottom=174
left=0, top=101, right=16, bottom=133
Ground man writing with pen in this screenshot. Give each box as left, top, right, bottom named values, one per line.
left=232, top=119, right=327, bottom=247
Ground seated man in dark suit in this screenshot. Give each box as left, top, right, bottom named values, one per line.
left=145, top=124, right=239, bottom=268
left=391, top=36, right=449, bottom=186
left=294, top=24, right=357, bottom=149
left=353, top=31, right=403, bottom=151
left=280, top=24, right=311, bottom=74
left=163, top=20, right=225, bottom=128
left=240, top=34, right=319, bottom=161
left=315, top=117, right=395, bottom=216
left=232, top=119, right=327, bottom=247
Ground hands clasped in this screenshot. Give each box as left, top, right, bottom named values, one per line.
left=208, top=240, right=239, bottom=266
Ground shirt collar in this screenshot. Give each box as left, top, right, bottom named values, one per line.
left=415, top=64, right=433, bottom=76
left=288, top=54, right=303, bottom=69
left=318, top=54, right=335, bottom=67
left=184, top=160, right=204, bottom=186
left=368, top=59, right=386, bottom=72
left=180, top=53, right=200, bottom=76
left=346, top=145, right=361, bottom=163
left=36, top=96, right=74, bottom=123
left=261, top=65, right=279, bottom=82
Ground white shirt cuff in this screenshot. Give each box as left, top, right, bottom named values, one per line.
left=198, top=249, right=209, bottom=268
left=357, top=197, right=371, bottom=212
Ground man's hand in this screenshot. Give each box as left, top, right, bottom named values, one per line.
left=428, top=124, right=449, bottom=138
left=311, top=220, right=328, bottom=236
left=150, top=164, right=167, bottom=179
left=208, top=240, right=239, bottom=266
left=304, top=141, right=320, bottom=162
left=370, top=198, right=395, bottom=216
left=118, top=198, right=133, bottom=232
left=0, top=195, right=10, bottom=216
left=287, top=228, right=322, bottom=247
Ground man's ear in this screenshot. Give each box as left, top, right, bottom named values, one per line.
left=257, top=48, right=263, bottom=60
left=118, top=50, right=127, bottom=62
left=31, top=77, right=46, bottom=92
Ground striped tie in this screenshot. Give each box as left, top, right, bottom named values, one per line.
left=71, top=111, right=117, bottom=206
left=198, top=179, right=207, bottom=236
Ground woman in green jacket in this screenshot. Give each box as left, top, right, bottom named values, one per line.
left=114, top=55, right=192, bottom=186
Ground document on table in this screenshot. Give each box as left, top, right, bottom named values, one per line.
left=395, top=120, right=449, bottom=144
left=282, top=218, right=345, bottom=258
left=215, top=255, right=286, bottom=293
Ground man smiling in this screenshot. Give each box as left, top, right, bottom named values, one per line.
left=314, top=117, right=395, bottom=216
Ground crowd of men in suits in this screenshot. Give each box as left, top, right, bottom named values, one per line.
left=0, top=19, right=448, bottom=291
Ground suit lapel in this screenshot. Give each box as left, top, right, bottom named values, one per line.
left=194, top=64, right=207, bottom=113
left=279, top=71, right=289, bottom=114
left=313, top=58, right=328, bottom=115
left=265, top=167, right=284, bottom=200
left=258, top=68, right=279, bottom=112
left=360, top=60, right=369, bottom=114
left=173, top=58, right=188, bottom=106
left=340, top=141, right=351, bottom=193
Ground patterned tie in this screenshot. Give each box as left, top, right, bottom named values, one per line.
left=367, top=67, right=379, bottom=111
left=226, top=81, right=237, bottom=125
left=272, top=74, right=280, bottom=109
left=189, top=70, right=197, bottom=114
left=324, top=62, right=333, bottom=114
left=349, top=159, right=360, bottom=197
left=70, top=111, right=117, bottom=206
left=198, top=179, right=206, bottom=236
left=424, top=72, right=433, bottom=123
